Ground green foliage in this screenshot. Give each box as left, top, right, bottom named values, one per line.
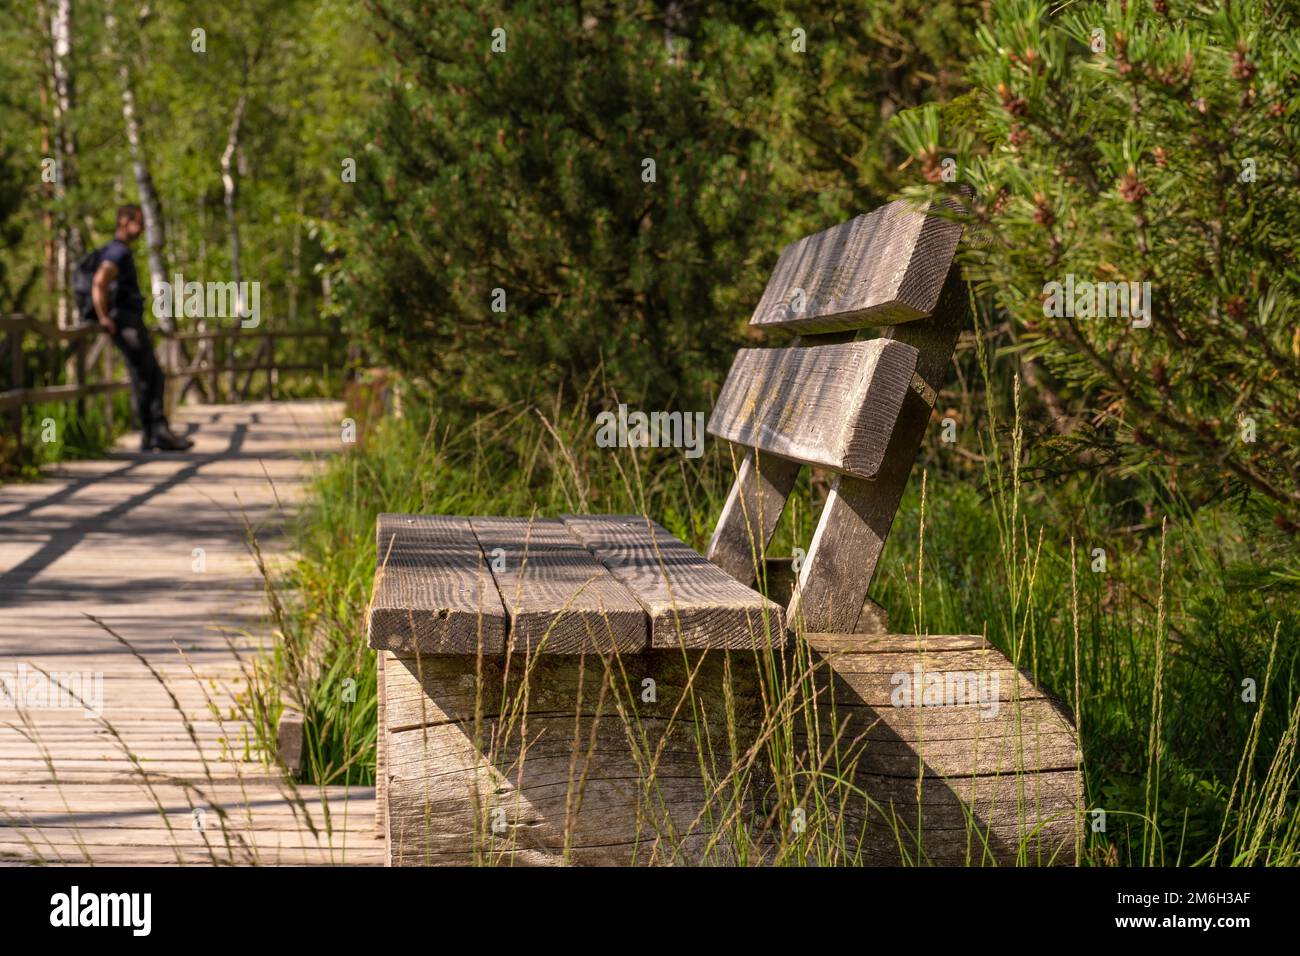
left=0, top=0, right=381, bottom=472
left=331, top=0, right=753, bottom=412
left=329, top=0, right=982, bottom=416
left=890, top=0, right=1300, bottom=553
left=0, top=144, right=29, bottom=312
left=0, top=0, right=379, bottom=329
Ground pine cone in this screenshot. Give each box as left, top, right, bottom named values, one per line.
left=1119, top=168, right=1149, bottom=202
left=997, top=82, right=1028, bottom=116
left=1033, top=192, right=1055, bottom=226
left=1232, top=46, right=1256, bottom=82
left=921, top=150, right=944, bottom=183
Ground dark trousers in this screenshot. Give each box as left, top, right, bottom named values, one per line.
left=110, top=317, right=165, bottom=437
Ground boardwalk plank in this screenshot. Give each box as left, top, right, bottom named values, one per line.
left=0, top=401, right=380, bottom=866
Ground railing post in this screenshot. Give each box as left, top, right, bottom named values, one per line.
left=7, top=329, right=22, bottom=439
left=207, top=333, right=218, bottom=405
left=73, top=335, right=87, bottom=424
left=102, top=342, right=115, bottom=433
left=227, top=331, right=237, bottom=402
left=265, top=333, right=274, bottom=401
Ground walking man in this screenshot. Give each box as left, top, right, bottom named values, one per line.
left=90, top=205, right=193, bottom=452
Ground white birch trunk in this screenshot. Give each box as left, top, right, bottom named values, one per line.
left=105, top=10, right=172, bottom=333
left=220, top=94, right=248, bottom=321
left=49, top=0, right=79, bottom=329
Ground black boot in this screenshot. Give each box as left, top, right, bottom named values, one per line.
left=147, top=420, right=194, bottom=452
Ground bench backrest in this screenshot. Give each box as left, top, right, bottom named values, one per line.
left=705, top=195, right=966, bottom=635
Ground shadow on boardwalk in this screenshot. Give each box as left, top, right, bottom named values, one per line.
left=0, top=401, right=381, bottom=865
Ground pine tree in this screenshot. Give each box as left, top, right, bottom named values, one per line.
left=331, top=0, right=980, bottom=415
left=892, top=0, right=1300, bottom=543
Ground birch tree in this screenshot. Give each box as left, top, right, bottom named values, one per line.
left=104, top=4, right=171, bottom=332
left=104, top=7, right=169, bottom=326
left=219, top=90, right=248, bottom=320
left=43, top=0, right=80, bottom=329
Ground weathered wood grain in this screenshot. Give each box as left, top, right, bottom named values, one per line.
left=805, top=632, right=989, bottom=653
left=808, top=654, right=1050, bottom=705
left=561, top=514, right=785, bottom=649
left=376, top=650, right=388, bottom=838
left=801, top=706, right=1080, bottom=778
left=469, top=517, right=647, bottom=654
left=379, top=637, right=1079, bottom=866
left=833, top=770, right=1080, bottom=865
left=386, top=769, right=753, bottom=866
left=368, top=514, right=507, bottom=654
left=830, top=808, right=1077, bottom=865
left=706, top=449, right=801, bottom=586
left=383, top=648, right=772, bottom=730
left=763, top=558, right=890, bottom=632
left=382, top=650, right=771, bottom=865
left=787, top=272, right=966, bottom=633
left=707, top=340, right=919, bottom=480
left=750, top=197, right=964, bottom=333
left=808, top=632, right=1078, bottom=718
left=366, top=194, right=1088, bottom=867
left=805, top=632, right=1080, bottom=863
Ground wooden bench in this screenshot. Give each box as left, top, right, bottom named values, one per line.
left=367, top=196, right=1081, bottom=866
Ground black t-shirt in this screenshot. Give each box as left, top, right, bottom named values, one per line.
left=100, top=239, right=144, bottom=321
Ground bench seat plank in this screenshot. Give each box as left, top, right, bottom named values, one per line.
left=706, top=339, right=918, bottom=480
left=562, top=514, right=786, bottom=649
left=468, top=516, right=648, bottom=654
left=368, top=513, right=508, bottom=654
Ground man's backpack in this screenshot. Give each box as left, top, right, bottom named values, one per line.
left=72, top=247, right=104, bottom=325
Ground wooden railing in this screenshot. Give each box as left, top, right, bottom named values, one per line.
left=166, top=328, right=349, bottom=404
left=1, top=314, right=348, bottom=435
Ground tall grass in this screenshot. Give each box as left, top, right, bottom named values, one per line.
left=0, top=392, right=130, bottom=482
left=262, top=354, right=1300, bottom=865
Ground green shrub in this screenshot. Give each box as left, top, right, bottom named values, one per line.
left=328, top=0, right=982, bottom=417
left=891, top=0, right=1300, bottom=561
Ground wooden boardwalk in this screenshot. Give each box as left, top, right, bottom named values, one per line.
left=0, top=401, right=382, bottom=865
